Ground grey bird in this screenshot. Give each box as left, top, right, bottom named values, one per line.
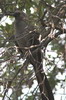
left=13, top=10, right=39, bottom=58
left=13, top=10, right=54, bottom=100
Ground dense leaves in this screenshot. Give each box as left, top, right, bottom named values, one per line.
left=0, top=0, right=66, bottom=100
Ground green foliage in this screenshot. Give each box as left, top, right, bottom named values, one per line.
left=0, top=0, right=66, bottom=100
left=45, top=0, right=54, bottom=4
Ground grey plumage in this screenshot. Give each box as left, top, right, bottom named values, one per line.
left=13, top=10, right=54, bottom=100
left=14, top=10, right=39, bottom=58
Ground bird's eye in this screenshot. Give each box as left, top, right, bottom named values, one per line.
left=13, top=11, right=20, bottom=17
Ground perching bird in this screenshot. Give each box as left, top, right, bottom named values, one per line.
left=13, top=10, right=39, bottom=58
left=12, top=10, right=54, bottom=100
